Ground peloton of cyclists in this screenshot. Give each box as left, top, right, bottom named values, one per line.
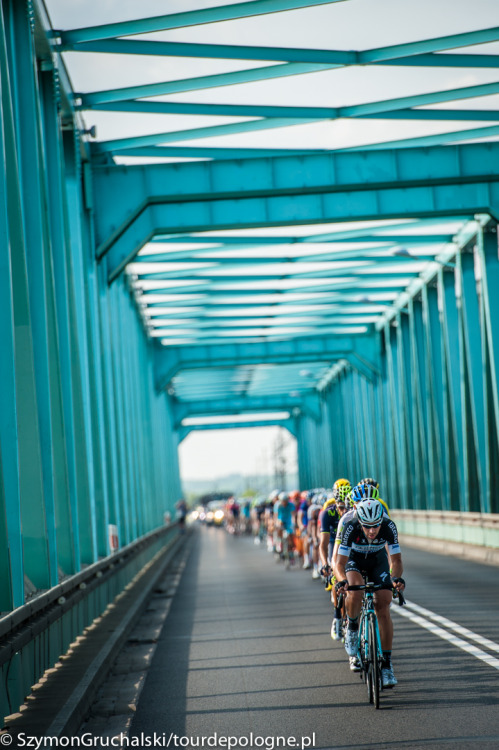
left=318, top=479, right=351, bottom=641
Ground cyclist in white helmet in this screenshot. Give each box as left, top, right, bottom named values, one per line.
left=335, top=486, right=405, bottom=689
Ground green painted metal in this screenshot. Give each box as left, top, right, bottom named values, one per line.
left=421, top=285, right=445, bottom=511
left=476, top=225, right=499, bottom=512
left=459, top=250, right=488, bottom=512
left=3, top=0, right=499, bottom=634
left=58, top=0, right=347, bottom=44
left=62, top=38, right=499, bottom=72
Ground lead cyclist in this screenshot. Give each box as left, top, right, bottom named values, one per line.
left=335, top=493, right=405, bottom=688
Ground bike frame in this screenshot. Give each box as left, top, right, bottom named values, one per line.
left=348, top=581, right=386, bottom=709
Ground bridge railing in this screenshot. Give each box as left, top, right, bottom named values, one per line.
left=392, top=510, right=499, bottom=565
left=0, top=523, right=180, bottom=722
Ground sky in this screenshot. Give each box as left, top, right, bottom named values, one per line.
left=43, top=0, right=499, bottom=484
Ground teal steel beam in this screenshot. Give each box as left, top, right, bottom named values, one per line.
left=178, top=419, right=296, bottom=443
left=151, top=218, right=465, bottom=244
left=92, top=144, right=499, bottom=265
left=173, top=395, right=303, bottom=420
left=154, top=333, right=380, bottom=390
left=12, top=0, right=65, bottom=588
left=62, top=38, right=356, bottom=64
left=477, top=224, right=499, bottom=512
left=109, top=146, right=328, bottom=161
left=343, top=125, right=499, bottom=153
left=40, top=65, right=78, bottom=576
left=459, top=249, right=488, bottom=512
left=410, top=299, right=431, bottom=509
left=102, top=208, right=496, bottom=284
left=134, top=254, right=441, bottom=271
left=63, top=130, right=99, bottom=562
left=383, top=322, right=404, bottom=507
left=61, top=37, right=499, bottom=72
left=2, top=0, right=51, bottom=594
left=440, top=265, right=464, bottom=511
left=94, top=118, right=323, bottom=152
left=86, top=100, right=499, bottom=124
left=97, top=263, right=123, bottom=545
left=58, top=1, right=347, bottom=44
left=0, top=7, right=22, bottom=609
left=82, top=161, right=112, bottom=556
left=79, top=63, right=334, bottom=107
left=90, top=81, right=499, bottom=152
left=421, top=284, right=445, bottom=511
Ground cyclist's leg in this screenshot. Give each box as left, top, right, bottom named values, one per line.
left=371, top=558, right=398, bottom=688
left=343, top=561, right=364, bottom=659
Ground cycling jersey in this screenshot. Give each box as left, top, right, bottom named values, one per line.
left=276, top=502, right=294, bottom=533
left=337, top=516, right=401, bottom=559
left=298, top=500, right=309, bottom=527
left=319, top=505, right=340, bottom=536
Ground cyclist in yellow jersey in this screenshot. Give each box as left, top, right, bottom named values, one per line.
left=319, top=480, right=351, bottom=642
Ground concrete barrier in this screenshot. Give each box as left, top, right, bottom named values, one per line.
left=391, top=510, right=499, bottom=566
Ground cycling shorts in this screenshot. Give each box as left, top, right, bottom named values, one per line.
left=345, top=552, right=391, bottom=587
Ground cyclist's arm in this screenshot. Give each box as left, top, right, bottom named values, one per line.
left=319, top=532, right=330, bottom=569
left=335, top=553, right=349, bottom=586
left=389, top=552, right=404, bottom=589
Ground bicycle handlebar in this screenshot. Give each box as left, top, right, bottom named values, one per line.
left=344, top=581, right=405, bottom=605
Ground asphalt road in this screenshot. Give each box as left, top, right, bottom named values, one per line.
left=130, top=526, right=499, bottom=750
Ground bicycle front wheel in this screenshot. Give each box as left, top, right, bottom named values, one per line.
left=368, top=613, right=381, bottom=709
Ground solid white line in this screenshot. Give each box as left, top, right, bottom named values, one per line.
left=393, top=602, right=499, bottom=671
left=403, top=599, right=499, bottom=654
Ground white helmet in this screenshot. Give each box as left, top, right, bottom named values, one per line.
left=356, top=499, right=383, bottom=527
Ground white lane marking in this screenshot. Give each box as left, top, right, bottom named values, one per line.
left=393, top=603, right=499, bottom=671
left=404, top=600, right=499, bottom=654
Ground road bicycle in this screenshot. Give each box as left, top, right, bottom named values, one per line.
left=347, top=580, right=405, bottom=709
left=274, top=529, right=295, bottom=569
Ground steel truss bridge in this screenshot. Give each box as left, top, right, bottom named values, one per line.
left=1, top=0, right=499, bottom=624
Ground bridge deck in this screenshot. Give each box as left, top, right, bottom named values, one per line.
left=4, top=527, right=499, bottom=749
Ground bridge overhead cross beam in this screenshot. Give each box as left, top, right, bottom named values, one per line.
left=92, top=141, right=499, bottom=281
left=154, top=333, right=380, bottom=393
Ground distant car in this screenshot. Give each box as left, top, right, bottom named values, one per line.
left=205, top=500, right=225, bottom=527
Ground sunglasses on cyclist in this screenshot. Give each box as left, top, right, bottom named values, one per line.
left=361, top=522, right=382, bottom=529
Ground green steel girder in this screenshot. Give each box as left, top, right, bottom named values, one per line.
left=476, top=225, right=499, bottom=458
left=179, top=418, right=297, bottom=443
left=409, top=299, right=431, bottom=510
left=172, top=394, right=314, bottom=429
left=92, top=142, right=499, bottom=278
left=459, top=249, right=488, bottom=512
left=81, top=100, right=499, bottom=122
left=440, top=266, right=464, bottom=511
left=88, top=81, right=499, bottom=154
left=0, top=8, right=21, bottom=610
left=2, top=0, right=51, bottom=598
left=61, top=35, right=499, bottom=70
left=421, top=285, right=445, bottom=511
left=57, top=1, right=347, bottom=44
left=154, top=333, right=380, bottom=392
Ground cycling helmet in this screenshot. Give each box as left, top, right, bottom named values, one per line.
left=356, top=499, right=383, bottom=527
left=333, top=478, right=350, bottom=490
left=359, top=477, right=379, bottom=489
left=269, top=489, right=281, bottom=501
left=352, top=483, right=379, bottom=503
left=336, top=482, right=352, bottom=502
left=278, top=491, right=289, bottom=502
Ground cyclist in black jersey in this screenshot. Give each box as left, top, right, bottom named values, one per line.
left=335, top=494, right=405, bottom=688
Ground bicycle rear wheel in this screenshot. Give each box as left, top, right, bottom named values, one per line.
left=368, top=614, right=381, bottom=709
